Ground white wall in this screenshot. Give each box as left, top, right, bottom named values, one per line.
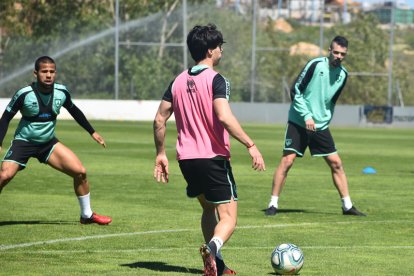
left=1, top=99, right=413, bottom=127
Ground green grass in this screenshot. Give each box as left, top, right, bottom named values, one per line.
left=0, top=120, right=413, bottom=275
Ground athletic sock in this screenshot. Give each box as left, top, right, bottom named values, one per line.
left=216, top=250, right=223, bottom=261
left=216, top=251, right=225, bottom=273
left=208, top=236, right=223, bottom=258
left=78, top=193, right=93, bottom=218
left=268, top=195, right=279, bottom=208
left=341, top=196, right=353, bottom=211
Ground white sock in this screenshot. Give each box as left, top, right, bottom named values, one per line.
left=210, top=236, right=224, bottom=254
left=341, top=196, right=353, bottom=211
left=268, top=195, right=279, bottom=208
left=78, top=193, right=93, bottom=218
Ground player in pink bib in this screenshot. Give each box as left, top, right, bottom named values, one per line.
left=153, top=24, right=266, bottom=276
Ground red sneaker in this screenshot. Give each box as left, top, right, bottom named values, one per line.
left=222, top=267, right=237, bottom=275
left=200, top=244, right=217, bottom=276
left=216, top=257, right=237, bottom=275
left=80, top=212, right=112, bottom=225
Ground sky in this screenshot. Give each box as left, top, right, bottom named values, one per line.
left=353, top=0, right=414, bottom=9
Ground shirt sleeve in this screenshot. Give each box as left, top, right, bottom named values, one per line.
left=66, top=104, right=95, bottom=135
left=0, top=91, right=26, bottom=146
left=212, top=74, right=229, bottom=100
left=0, top=111, right=16, bottom=146
left=162, top=81, right=174, bottom=102
left=61, top=88, right=95, bottom=134
left=290, top=60, right=320, bottom=121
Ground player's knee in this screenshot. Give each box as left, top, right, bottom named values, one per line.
left=330, top=161, right=343, bottom=172
left=281, top=157, right=294, bottom=170
left=0, top=170, right=14, bottom=183
left=73, top=167, right=87, bottom=180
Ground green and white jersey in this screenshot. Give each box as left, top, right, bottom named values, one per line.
left=6, top=82, right=73, bottom=144
left=288, top=57, right=348, bottom=130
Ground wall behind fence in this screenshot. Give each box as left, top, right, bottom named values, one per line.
left=1, top=99, right=413, bottom=127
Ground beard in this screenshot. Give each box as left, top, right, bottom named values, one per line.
left=331, top=58, right=341, bottom=67
left=38, top=81, right=54, bottom=92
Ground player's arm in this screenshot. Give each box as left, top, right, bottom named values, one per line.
left=0, top=92, right=25, bottom=151
left=0, top=110, right=16, bottom=151
left=291, top=61, right=320, bottom=131
left=153, top=99, right=173, bottom=183
left=63, top=95, right=106, bottom=148
left=212, top=74, right=265, bottom=171
left=213, top=98, right=265, bottom=171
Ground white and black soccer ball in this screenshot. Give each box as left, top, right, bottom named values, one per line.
left=271, top=243, right=304, bottom=275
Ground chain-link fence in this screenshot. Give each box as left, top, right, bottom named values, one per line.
left=0, top=0, right=413, bottom=106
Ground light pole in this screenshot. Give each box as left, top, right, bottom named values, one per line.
left=114, top=0, right=119, bottom=100
left=387, top=0, right=395, bottom=106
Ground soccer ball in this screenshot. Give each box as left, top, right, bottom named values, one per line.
left=271, top=243, right=304, bottom=275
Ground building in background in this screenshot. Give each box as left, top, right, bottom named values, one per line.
left=216, top=0, right=413, bottom=25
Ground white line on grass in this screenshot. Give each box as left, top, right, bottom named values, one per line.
left=2, top=245, right=414, bottom=255
left=1, top=220, right=412, bottom=251
left=0, top=228, right=191, bottom=251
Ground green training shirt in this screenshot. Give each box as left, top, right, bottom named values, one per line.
left=288, top=57, right=348, bottom=130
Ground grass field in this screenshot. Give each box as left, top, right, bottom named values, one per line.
left=0, top=120, right=413, bottom=275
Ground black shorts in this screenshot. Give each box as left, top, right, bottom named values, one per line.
left=283, top=122, right=336, bottom=157
left=2, top=138, right=59, bottom=169
left=179, top=157, right=238, bottom=204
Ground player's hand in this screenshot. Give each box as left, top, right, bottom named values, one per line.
left=92, top=132, right=106, bottom=148
left=154, top=154, right=169, bottom=183
left=248, top=145, right=266, bottom=171
left=305, top=118, right=316, bottom=132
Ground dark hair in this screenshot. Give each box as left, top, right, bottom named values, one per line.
left=330, top=36, right=348, bottom=48
left=35, top=56, right=55, bottom=71
left=187, top=24, right=224, bottom=62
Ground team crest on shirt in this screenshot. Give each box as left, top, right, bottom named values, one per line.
left=336, top=74, right=342, bottom=82
left=54, top=99, right=62, bottom=108
left=285, top=139, right=292, bottom=147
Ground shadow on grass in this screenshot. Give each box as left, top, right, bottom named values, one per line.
left=262, top=208, right=340, bottom=215
left=120, top=261, right=202, bottom=274
left=0, top=220, right=75, bottom=226
left=261, top=208, right=306, bottom=214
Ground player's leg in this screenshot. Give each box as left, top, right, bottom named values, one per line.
left=323, top=153, right=366, bottom=216
left=0, top=140, right=32, bottom=193
left=266, top=153, right=297, bottom=215
left=198, top=194, right=217, bottom=244
left=199, top=196, right=237, bottom=276
left=0, top=161, right=21, bottom=193
left=312, top=129, right=366, bottom=216
left=324, top=153, right=349, bottom=198
left=197, top=195, right=236, bottom=275
left=47, top=142, right=89, bottom=196
left=46, top=142, right=112, bottom=224
left=266, top=122, right=305, bottom=215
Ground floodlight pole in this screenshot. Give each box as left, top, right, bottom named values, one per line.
left=114, top=0, right=120, bottom=100
left=183, top=0, right=188, bottom=69
left=387, top=0, right=395, bottom=106
left=319, top=0, right=324, bottom=55
left=250, top=0, right=257, bottom=103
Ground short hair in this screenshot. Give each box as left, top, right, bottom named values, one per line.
left=35, top=56, right=55, bottom=71
left=187, top=24, right=224, bottom=63
left=330, top=36, right=348, bottom=48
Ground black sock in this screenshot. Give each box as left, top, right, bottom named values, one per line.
left=215, top=257, right=225, bottom=273
left=207, top=241, right=217, bottom=258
